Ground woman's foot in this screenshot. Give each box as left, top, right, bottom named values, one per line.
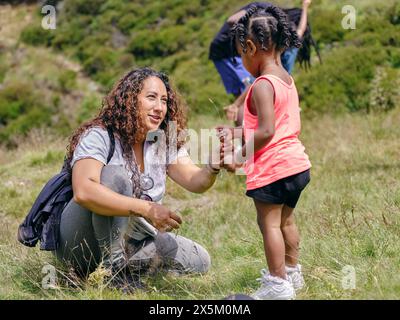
left=106, top=267, right=146, bottom=294
left=251, top=269, right=295, bottom=300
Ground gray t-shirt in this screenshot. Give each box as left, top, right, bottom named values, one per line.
left=71, top=126, right=189, bottom=204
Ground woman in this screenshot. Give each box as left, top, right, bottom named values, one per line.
left=55, top=67, right=222, bottom=291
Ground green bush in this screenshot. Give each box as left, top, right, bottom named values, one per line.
left=15, top=0, right=400, bottom=120
left=388, top=48, right=400, bottom=68
left=297, top=46, right=388, bottom=114
left=369, top=67, right=400, bottom=112
left=19, top=25, right=54, bottom=47
left=0, top=107, right=52, bottom=143
left=58, top=70, right=77, bottom=93
left=51, top=16, right=92, bottom=50
left=0, top=82, right=41, bottom=125
left=310, top=8, right=346, bottom=45
left=0, top=56, right=6, bottom=84
left=63, top=0, right=106, bottom=16
left=82, top=48, right=117, bottom=76
left=77, top=95, right=102, bottom=123
left=128, top=25, right=192, bottom=58
left=388, top=2, right=400, bottom=25
left=345, top=15, right=400, bottom=47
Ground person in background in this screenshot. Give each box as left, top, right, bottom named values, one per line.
left=210, top=1, right=318, bottom=126
left=209, top=2, right=273, bottom=126
left=281, top=0, right=313, bottom=74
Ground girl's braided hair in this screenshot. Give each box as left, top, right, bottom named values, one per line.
left=231, top=4, right=301, bottom=57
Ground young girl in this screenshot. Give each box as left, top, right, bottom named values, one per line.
left=219, top=5, right=311, bottom=300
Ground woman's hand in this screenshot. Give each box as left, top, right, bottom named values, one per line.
left=145, top=203, right=182, bottom=232
left=303, top=0, right=312, bottom=8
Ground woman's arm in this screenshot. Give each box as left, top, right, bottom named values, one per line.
left=72, top=158, right=182, bottom=230
left=227, top=9, right=247, bottom=26
left=297, top=0, right=312, bottom=39
left=167, top=156, right=219, bottom=194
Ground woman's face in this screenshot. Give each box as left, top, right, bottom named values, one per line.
left=137, top=76, right=168, bottom=133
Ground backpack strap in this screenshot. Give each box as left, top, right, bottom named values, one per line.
left=106, top=126, right=115, bottom=164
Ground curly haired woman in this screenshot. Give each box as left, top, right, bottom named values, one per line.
left=55, top=67, right=222, bottom=292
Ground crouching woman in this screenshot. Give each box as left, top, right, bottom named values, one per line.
left=55, top=68, right=221, bottom=290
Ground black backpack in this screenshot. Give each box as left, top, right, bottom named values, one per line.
left=17, top=127, right=115, bottom=251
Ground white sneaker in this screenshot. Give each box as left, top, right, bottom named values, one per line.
left=286, top=264, right=305, bottom=291
left=251, top=269, right=295, bottom=300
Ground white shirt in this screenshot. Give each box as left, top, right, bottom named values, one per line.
left=71, top=126, right=188, bottom=204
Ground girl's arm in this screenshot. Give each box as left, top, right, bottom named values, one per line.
left=238, top=80, right=275, bottom=162
left=167, top=156, right=220, bottom=194
left=72, top=158, right=182, bottom=230
left=297, top=0, right=312, bottom=39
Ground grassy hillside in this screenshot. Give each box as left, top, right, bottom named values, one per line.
left=0, top=0, right=399, bottom=299
left=1, top=107, right=399, bottom=299
left=0, top=4, right=102, bottom=147
left=0, top=0, right=400, bottom=141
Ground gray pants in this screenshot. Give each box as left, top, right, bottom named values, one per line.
left=54, top=165, right=211, bottom=276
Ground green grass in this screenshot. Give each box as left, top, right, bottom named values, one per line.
left=0, top=107, right=399, bottom=299
left=1, top=0, right=399, bottom=300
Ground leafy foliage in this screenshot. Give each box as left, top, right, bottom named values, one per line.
left=9, top=0, right=400, bottom=140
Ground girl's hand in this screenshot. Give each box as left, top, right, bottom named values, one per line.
left=146, top=203, right=182, bottom=232
left=216, top=125, right=234, bottom=142
left=216, top=126, right=234, bottom=168
left=216, top=127, right=244, bottom=173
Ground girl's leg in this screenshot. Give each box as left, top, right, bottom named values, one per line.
left=281, top=205, right=300, bottom=267
left=254, top=200, right=286, bottom=279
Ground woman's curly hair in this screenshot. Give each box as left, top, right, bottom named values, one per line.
left=231, top=4, right=302, bottom=56
left=65, top=67, right=187, bottom=194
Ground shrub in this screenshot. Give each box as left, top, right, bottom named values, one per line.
left=19, top=25, right=54, bottom=47
left=82, top=47, right=117, bottom=77
left=51, top=16, right=92, bottom=50
left=57, top=70, right=77, bottom=93
left=128, top=25, right=192, bottom=58
left=310, top=8, right=346, bottom=45
left=369, top=67, right=400, bottom=112
left=296, top=46, right=388, bottom=114
left=0, top=107, right=52, bottom=144
left=0, top=82, right=41, bottom=125
left=77, top=95, right=102, bottom=123
left=63, top=0, right=105, bottom=16
left=345, top=16, right=400, bottom=47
